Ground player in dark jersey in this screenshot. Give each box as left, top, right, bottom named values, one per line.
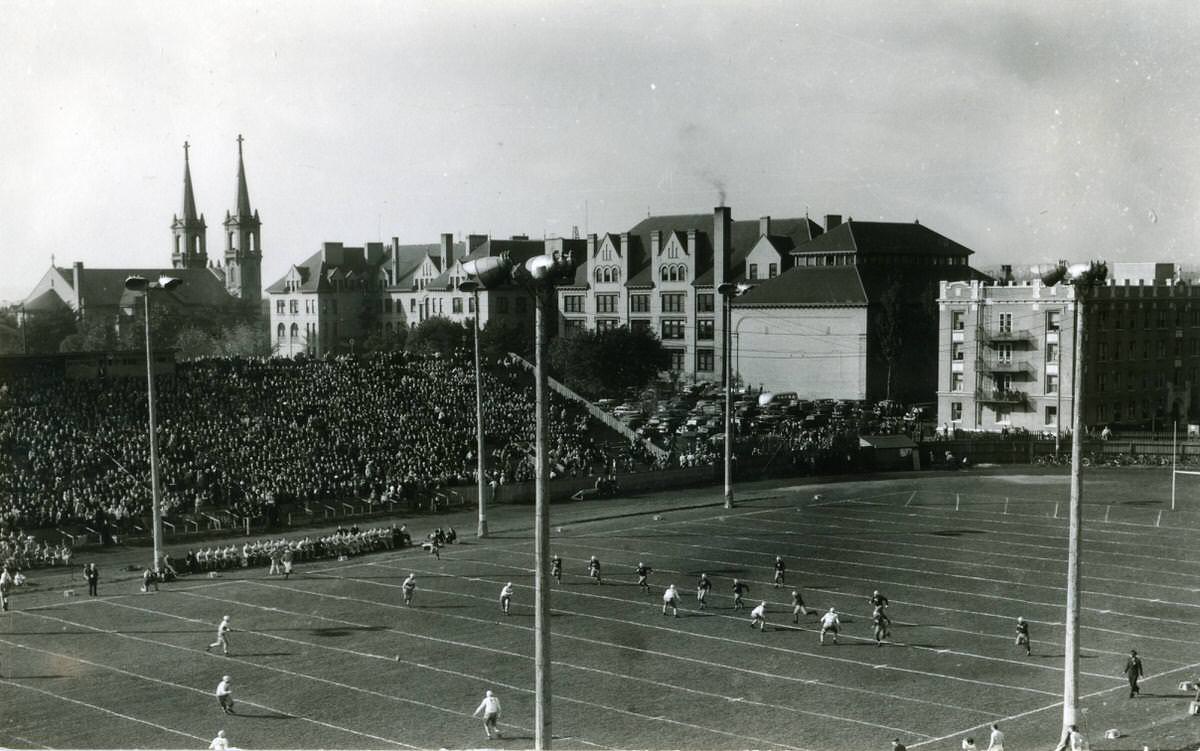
left=635, top=562, right=652, bottom=594
left=587, top=556, right=602, bottom=584
left=869, top=590, right=889, bottom=611
left=731, top=579, right=749, bottom=610
left=550, top=555, right=563, bottom=584
left=791, top=589, right=810, bottom=622
left=773, top=556, right=786, bottom=588
left=696, top=573, right=712, bottom=610
left=1015, top=616, right=1031, bottom=656
left=872, top=605, right=891, bottom=647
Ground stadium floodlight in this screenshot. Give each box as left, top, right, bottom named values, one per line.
left=460, top=254, right=515, bottom=288
left=123, top=274, right=184, bottom=578
left=717, top=282, right=754, bottom=509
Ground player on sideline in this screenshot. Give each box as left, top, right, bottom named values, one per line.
left=551, top=554, right=563, bottom=584
left=402, top=574, right=417, bottom=606
left=472, top=689, right=502, bottom=740
left=731, top=578, right=749, bottom=610
left=791, top=589, right=810, bottom=622
left=1015, top=617, right=1031, bottom=656
left=282, top=547, right=294, bottom=580
left=750, top=601, right=768, bottom=631
left=662, top=584, right=680, bottom=617
left=587, top=556, right=603, bottom=584
left=872, top=605, right=891, bottom=647
left=635, top=562, right=652, bottom=594
left=215, top=675, right=234, bottom=714
left=819, top=607, right=840, bottom=645
left=696, top=573, right=712, bottom=610
left=773, top=556, right=786, bottom=588
left=206, top=615, right=232, bottom=655
left=141, top=567, right=159, bottom=593
left=499, top=582, right=514, bottom=615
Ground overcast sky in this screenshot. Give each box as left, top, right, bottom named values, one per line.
left=2, top=0, right=1198, bottom=302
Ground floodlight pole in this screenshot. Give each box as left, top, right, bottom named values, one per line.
left=1061, top=285, right=1086, bottom=743
left=465, top=284, right=488, bottom=538
left=142, top=291, right=165, bottom=576
left=532, top=284, right=552, bottom=750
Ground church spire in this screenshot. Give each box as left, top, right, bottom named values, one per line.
left=182, top=140, right=199, bottom=223
left=234, top=134, right=253, bottom=219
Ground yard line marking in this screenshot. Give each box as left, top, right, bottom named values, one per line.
left=8, top=736, right=52, bottom=750
left=108, top=594, right=797, bottom=750
left=0, top=675, right=207, bottom=744
left=416, top=549, right=1133, bottom=680
left=906, top=491, right=917, bottom=507
left=362, top=559, right=1061, bottom=699
left=6, top=612, right=432, bottom=749
left=244, top=574, right=995, bottom=720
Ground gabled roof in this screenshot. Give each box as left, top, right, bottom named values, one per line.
left=23, top=287, right=72, bottom=313
left=792, top=220, right=973, bottom=258
left=390, top=244, right=442, bottom=289
left=735, top=263, right=985, bottom=308
left=55, top=266, right=234, bottom=309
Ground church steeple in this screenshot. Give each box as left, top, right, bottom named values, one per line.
left=223, top=134, right=262, bottom=303
left=172, top=141, right=208, bottom=269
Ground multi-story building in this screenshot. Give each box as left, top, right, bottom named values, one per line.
left=731, top=218, right=982, bottom=401
left=557, top=206, right=824, bottom=382
left=936, top=265, right=1200, bottom=432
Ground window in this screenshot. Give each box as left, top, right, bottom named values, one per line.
left=667, top=349, right=685, bottom=371
left=596, top=319, right=619, bottom=332
left=597, top=294, right=619, bottom=314
left=276, top=322, right=285, bottom=340
left=661, top=320, right=685, bottom=339
left=410, top=298, right=417, bottom=313
left=1143, top=341, right=1150, bottom=360
left=564, top=318, right=584, bottom=333
left=563, top=295, right=585, bottom=313
left=468, top=296, right=475, bottom=313
left=630, top=294, right=651, bottom=313
left=951, top=342, right=964, bottom=361
left=1097, top=373, right=1106, bottom=392
left=768, top=263, right=778, bottom=279
left=631, top=319, right=651, bottom=334
left=275, top=299, right=285, bottom=315
left=696, top=349, right=714, bottom=372
left=1158, top=310, right=1167, bottom=328
left=696, top=294, right=714, bottom=313
left=950, top=372, right=963, bottom=392
left=1046, top=373, right=1059, bottom=394
left=384, top=298, right=393, bottom=314
left=950, top=402, right=963, bottom=422
left=661, top=293, right=685, bottom=313
left=696, top=319, right=714, bottom=340
left=452, top=298, right=463, bottom=314
left=1098, top=343, right=1109, bottom=361
left=1045, top=405, right=1058, bottom=426
left=1157, top=341, right=1166, bottom=359
left=290, top=323, right=299, bottom=340
left=748, top=263, right=758, bottom=280
left=1046, top=342, right=1059, bottom=363
left=1046, top=311, right=1061, bottom=331
left=993, top=405, right=1010, bottom=424
left=997, top=343, right=1013, bottom=364
left=951, top=311, right=965, bottom=330
left=289, top=299, right=299, bottom=315
left=998, top=312, right=1013, bottom=333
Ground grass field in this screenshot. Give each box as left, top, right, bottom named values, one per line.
left=3, top=469, right=1200, bottom=750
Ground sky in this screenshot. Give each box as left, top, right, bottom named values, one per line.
left=2, top=0, right=1199, bottom=303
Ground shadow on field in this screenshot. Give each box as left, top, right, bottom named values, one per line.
left=236, top=710, right=294, bottom=719
left=236, top=652, right=292, bottom=657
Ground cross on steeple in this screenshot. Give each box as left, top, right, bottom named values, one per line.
left=236, top=134, right=243, bottom=156
left=184, top=140, right=190, bottom=162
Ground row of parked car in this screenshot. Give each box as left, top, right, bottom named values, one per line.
left=597, top=389, right=934, bottom=446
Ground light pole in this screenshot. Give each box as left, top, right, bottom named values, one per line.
left=462, top=251, right=574, bottom=751
left=124, top=274, right=183, bottom=575
left=458, top=279, right=489, bottom=539
left=717, top=283, right=753, bottom=509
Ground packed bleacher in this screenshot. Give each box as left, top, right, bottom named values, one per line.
left=0, top=352, right=608, bottom=552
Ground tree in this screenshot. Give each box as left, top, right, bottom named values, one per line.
left=406, top=317, right=469, bottom=358
left=873, top=280, right=904, bottom=401
left=174, top=327, right=219, bottom=359
left=217, top=322, right=270, bottom=357
left=550, top=325, right=670, bottom=398
left=479, top=316, right=532, bottom=361
left=58, top=314, right=119, bottom=353
left=23, top=307, right=77, bottom=354
left=361, top=326, right=408, bottom=354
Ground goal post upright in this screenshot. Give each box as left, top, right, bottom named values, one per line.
left=1173, top=421, right=1177, bottom=512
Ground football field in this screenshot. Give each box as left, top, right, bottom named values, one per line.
left=3, top=470, right=1200, bottom=750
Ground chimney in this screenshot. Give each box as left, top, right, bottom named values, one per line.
left=391, top=237, right=400, bottom=279
left=440, top=233, right=454, bottom=271
left=651, top=230, right=661, bottom=257
left=824, top=214, right=842, bottom=231
left=686, top=229, right=697, bottom=257
left=714, top=206, right=731, bottom=288
left=759, top=216, right=771, bottom=237
left=620, top=232, right=630, bottom=258
left=1001, top=264, right=1013, bottom=283
left=572, top=225, right=579, bottom=240
left=467, top=234, right=488, bottom=255
left=72, top=261, right=83, bottom=312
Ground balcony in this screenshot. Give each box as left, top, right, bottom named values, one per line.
left=975, top=357, right=1033, bottom=375
left=980, top=328, right=1034, bottom=343
left=976, top=388, right=1027, bottom=404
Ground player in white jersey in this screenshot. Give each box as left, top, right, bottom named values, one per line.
left=662, top=584, right=680, bottom=617
left=206, top=616, right=232, bottom=655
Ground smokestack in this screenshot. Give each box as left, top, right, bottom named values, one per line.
left=72, top=261, right=83, bottom=312
left=391, top=237, right=400, bottom=279
left=714, top=206, right=731, bottom=288
left=440, top=233, right=454, bottom=271
left=824, top=214, right=842, bottom=231
left=1001, top=264, right=1013, bottom=283
left=759, top=216, right=771, bottom=237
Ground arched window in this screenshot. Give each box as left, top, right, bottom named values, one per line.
left=595, top=267, right=603, bottom=283
left=290, top=323, right=299, bottom=340
left=612, top=268, right=621, bottom=283
left=250, top=233, right=257, bottom=252
left=660, top=266, right=669, bottom=282
left=677, top=265, right=687, bottom=282
left=276, top=323, right=285, bottom=340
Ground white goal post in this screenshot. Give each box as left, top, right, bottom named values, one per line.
left=1172, top=422, right=1200, bottom=511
